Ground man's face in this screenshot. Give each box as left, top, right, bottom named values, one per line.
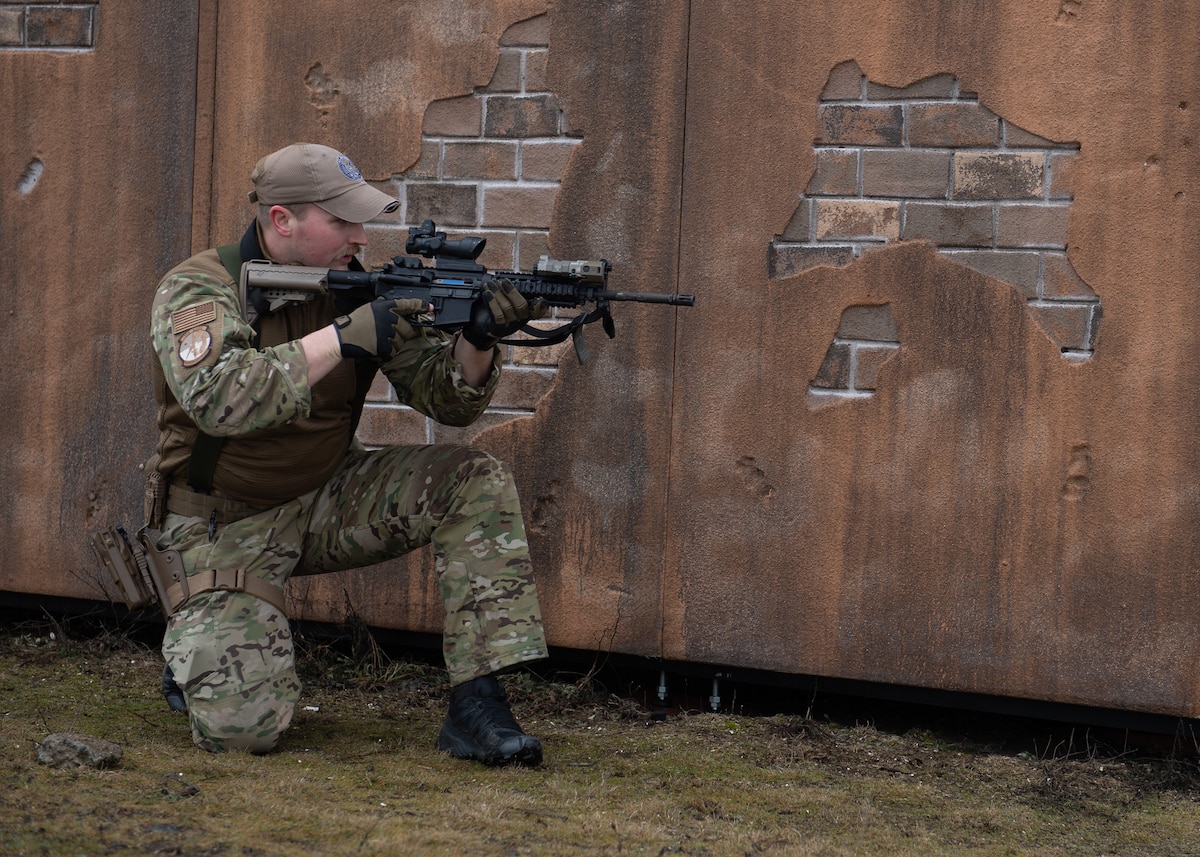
left=278, top=204, right=368, bottom=270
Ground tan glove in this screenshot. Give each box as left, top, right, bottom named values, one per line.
left=334, top=298, right=428, bottom=360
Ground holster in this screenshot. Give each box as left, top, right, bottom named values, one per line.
left=91, top=471, right=287, bottom=619
left=90, top=523, right=188, bottom=620
left=140, top=531, right=190, bottom=616
left=91, top=524, right=287, bottom=619
left=90, top=524, right=158, bottom=613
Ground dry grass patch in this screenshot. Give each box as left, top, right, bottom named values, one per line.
left=1, top=615, right=1199, bottom=856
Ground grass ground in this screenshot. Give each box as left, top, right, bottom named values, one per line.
left=2, top=612, right=1199, bottom=856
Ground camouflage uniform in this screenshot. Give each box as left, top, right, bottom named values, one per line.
left=149, top=225, right=546, bottom=753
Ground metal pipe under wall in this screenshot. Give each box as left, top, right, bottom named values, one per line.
left=709, top=671, right=736, bottom=712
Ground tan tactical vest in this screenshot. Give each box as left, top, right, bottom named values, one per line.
left=147, top=249, right=369, bottom=508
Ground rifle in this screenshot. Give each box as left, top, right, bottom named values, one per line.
left=240, top=219, right=696, bottom=363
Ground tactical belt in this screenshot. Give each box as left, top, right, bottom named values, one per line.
left=165, top=567, right=288, bottom=617
left=159, top=481, right=287, bottom=613
left=166, top=480, right=272, bottom=525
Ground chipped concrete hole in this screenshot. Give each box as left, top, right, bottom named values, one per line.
left=775, top=61, right=1103, bottom=406
left=807, top=303, right=900, bottom=407
left=16, top=158, right=44, bottom=195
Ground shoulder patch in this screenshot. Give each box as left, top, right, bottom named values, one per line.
left=172, top=301, right=218, bottom=334
left=178, top=328, right=213, bottom=366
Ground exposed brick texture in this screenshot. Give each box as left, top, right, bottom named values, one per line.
left=768, top=244, right=855, bottom=279
left=811, top=341, right=852, bottom=388
left=866, top=73, right=957, bottom=100
left=485, top=94, right=563, bottom=137
left=485, top=51, right=522, bottom=93
left=523, top=49, right=548, bottom=92
left=357, top=14, right=582, bottom=450
left=940, top=249, right=1042, bottom=298
left=404, top=182, right=477, bottom=226
left=953, top=152, right=1045, bottom=199
left=809, top=148, right=859, bottom=196
left=861, top=149, right=952, bottom=197
left=440, top=141, right=518, bottom=181
left=422, top=95, right=483, bottom=137
left=0, top=7, right=23, bottom=44
left=820, top=61, right=865, bottom=100
left=853, top=343, right=901, bottom=390
left=901, top=202, right=993, bottom=246
left=0, top=3, right=94, bottom=48
left=481, top=184, right=558, bottom=229
left=809, top=304, right=900, bottom=403
left=907, top=102, right=1000, bottom=148
left=817, top=104, right=904, bottom=146
left=520, top=141, right=578, bottom=181
left=815, top=199, right=900, bottom=241
left=772, top=60, right=1100, bottom=399
left=995, top=202, right=1070, bottom=247
left=514, top=229, right=551, bottom=270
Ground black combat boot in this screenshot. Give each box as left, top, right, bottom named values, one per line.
left=437, top=674, right=543, bottom=766
left=161, top=663, right=188, bottom=713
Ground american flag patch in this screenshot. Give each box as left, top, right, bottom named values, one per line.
left=171, top=301, right=218, bottom=333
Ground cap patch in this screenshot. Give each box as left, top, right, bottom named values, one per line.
left=337, top=155, right=362, bottom=181
left=171, top=301, right=217, bottom=334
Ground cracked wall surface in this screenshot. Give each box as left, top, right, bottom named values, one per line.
left=356, top=14, right=584, bottom=449
left=665, top=1, right=1200, bottom=716
left=771, top=61, right=1101, bottom=408
left=1, top=3, right=196, bottom=611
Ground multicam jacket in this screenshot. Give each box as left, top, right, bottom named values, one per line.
left=147, top=224, right=502, bottom=507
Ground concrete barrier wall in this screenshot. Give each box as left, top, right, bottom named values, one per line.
left=3, top=0, right=1199, bottom=717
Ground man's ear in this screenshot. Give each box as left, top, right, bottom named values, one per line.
left=268, top=204, right=294, bottom=237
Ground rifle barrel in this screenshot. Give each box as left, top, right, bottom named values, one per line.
left=600, top=291, right=696, bottom=306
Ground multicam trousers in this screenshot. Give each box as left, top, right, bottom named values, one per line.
left=159, top=444, right=547, bottom=753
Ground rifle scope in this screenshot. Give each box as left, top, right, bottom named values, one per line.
left=405, top=219, right=485, bottom=261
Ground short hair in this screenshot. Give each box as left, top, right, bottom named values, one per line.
left=255, top=201, right=313, bottom=232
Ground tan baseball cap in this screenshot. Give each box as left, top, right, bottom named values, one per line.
left=247, top=143, right=400, bottom=223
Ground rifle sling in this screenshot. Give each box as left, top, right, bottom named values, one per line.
left=499, top=306, right=616, bottom=364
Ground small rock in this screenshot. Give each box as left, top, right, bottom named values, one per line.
left=36, top=733, right=123, bottom=770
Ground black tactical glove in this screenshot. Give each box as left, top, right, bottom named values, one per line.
left=334, top=297, right=428, bottom=361
left=461, top=279, right=547, bottom=351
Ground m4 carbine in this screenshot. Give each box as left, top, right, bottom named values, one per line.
left=241, top=219, right=695, bottom=363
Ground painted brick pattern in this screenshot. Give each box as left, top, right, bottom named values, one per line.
left=0, top=3, right=95, bottom=49
left=772, top=61, right=1101, bottom=401
left=361, top=14, right=581, bottom=446
left=808, top=305, right=900, bottom=406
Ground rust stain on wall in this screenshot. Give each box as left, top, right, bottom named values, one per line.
left=7, top=0, right=1200, bottom=719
